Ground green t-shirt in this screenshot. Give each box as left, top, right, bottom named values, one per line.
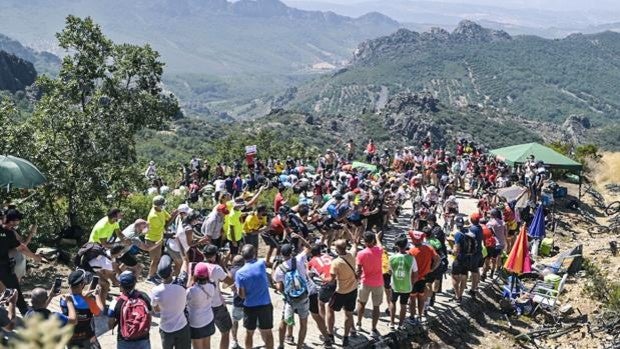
left=389, top=253, right=417, bottom=293
left=88, top=216, right=120, bottom=243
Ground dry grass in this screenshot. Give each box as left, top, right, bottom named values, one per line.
left=594, top=152, right=620, bottom=187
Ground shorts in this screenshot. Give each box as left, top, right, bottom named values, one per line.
left=243, top=304, right=273, bottom=331
left=211, top=237, right=223, bottom=249
left=452, top=258, right=471, bottom=276
left=383, top=274, right=392, bottom=290
left=229, top=240, right=242, bottom=256
left=329, top=289, right=357, bottom=312
left=282, top=297, right=310, bottom=325
left=485, top=247, right=501, bottom=259
left=358, top=285, right=384, bottom=306
left=243, top=234, right=259, bottom=250
left=366, top=218, right=383, bottom=232
left=213, top=304, right=233, bottom=332
left=117, top=253, right=138, bottom=267
left=347, top=219, right=363, bottom=227
left=190, top=321, right=216, bottom=339
left=507, top=229, right=517, bottom=237
left=391, top=292, right=410, bottom=305
left=232, top=306, right=244, bottom=322
left=261, top=233, right=280, bottom=249
left=309, top=293, right=319, bottom=314
left=88, top=255, right=113, bottom=271
left=411, top=280, right=427, bottom=295
left=166, top=248, right=182, bottom=264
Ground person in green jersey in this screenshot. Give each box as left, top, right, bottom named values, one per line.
left=388, top=236, right=419, bottom=329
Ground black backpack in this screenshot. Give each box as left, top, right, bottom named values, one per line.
left=460, top=232, right=477, bottom=256
left=73, top=243, right=107, bottom=271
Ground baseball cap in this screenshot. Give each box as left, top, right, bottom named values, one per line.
left=352, top=188, right=361, bottom=194
left=118, top=271, right=136, bottom=288
left=194, top=263, right=210, bottom=279
left=280, top=244, right=293, bottom=257
left=203, top=244, right=219, bottom=258
left=157, top=255, right=173, bottom=279
left=216, top=204, right=229, bottom=215
left=68, top=269, right=87, bottom=286
left=455, top=216, right=465, bottom=227
left=410, top=230, right=425, bottom=244
left=177, top=203, right=193, bottom=214
left=153, top=195, right=166, bottom=207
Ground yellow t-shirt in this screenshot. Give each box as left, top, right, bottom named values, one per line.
left=146, top=207, right=170, bottom=242
left=274, top=163, right=285, bottom=174
left=225, top=201, right=244, bottom=242
left=88, top=216, right=119, bottom=243
left=243, top=213, right=267, bottom=234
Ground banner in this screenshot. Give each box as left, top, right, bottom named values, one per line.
left=245, top=145, right=257, bottom=155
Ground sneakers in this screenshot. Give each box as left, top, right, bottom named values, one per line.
left=371, top=329, right=381, bottom=338
left=342, top=336, right=349, bottom=347
left=231, top=341, right=242, bottom=349
left=285, top=335, right=295, bottom=345
left=146, top=276, right=161, bottom=285
left=469, top=289, right=477, bottom=300
left=355, top=322, right=363, bottom=333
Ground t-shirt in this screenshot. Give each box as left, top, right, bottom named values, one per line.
left=235, top=259, right=271, bottom=307
left=25, top=308, right=69, bottom=326
left=205, top=263, right=228, bottom=308
left=60, top=294, right=100, bottom=343
left=88, top=216, right=120, bottom=243
left=308, top=254, right=333, bottom=282
left=201, top=211, right=224, bottom=240
left=355, top=246, right=384, bottom=287
left=244, top=213, right=267, bottom=234
left=330, top=253, right=358, bottom=294
left=270, top=216, right=286, bottom=236
left=274, top=192, right=285, bottom=214
left=409, top=245, right=437, bottom=280
left=146, top=208, right=170, bottom=242
left=0, top=227, right=20, bottom=263
left=107, top=291, right=152, bottom=341
left=389, top=253, right=418, bottom=293
left=487, top=218, right=507, bottom=249
left=150, top=283, right=188, bottom=333
left=273, top=252, right=314, bottom=295
left=186, top=283, right=215, bottom=328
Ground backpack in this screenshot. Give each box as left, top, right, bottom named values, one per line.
left=280, top=258, right=308, bottom=301
left=459, top=232, right=477, bottom=256
left=118, top=293, right=151, bottom=341
left=73, top=243, right=107, bottom=272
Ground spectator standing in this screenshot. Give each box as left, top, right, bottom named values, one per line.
left=235, top=245, right=274, bottom=349
left=0, top=210, right=42, bottom=315
left=61, top=270, right=105, bottom=349
left=408, top=231, right=439, bottom=321
left=26, top=287, right=75, bottom=326
left=146, top=196, right=178, bottom=285
left=243, top=205, right=268, bottom=250
left=389, top=236, right=418, bottom=329
left=151, top=255, right=190, bottom=349
left=186, top=263, right=216, bottom=349
left=355, top=232, right=384, bottom=338
left=327, top=239, right=359, bottom=347
left=229, top=256, right=246, bottom=349
left=201, top=204, right=228, bottom=248
left=203, top=245, right=234, bottom=349
left=108, top=271, right=152, bottom=349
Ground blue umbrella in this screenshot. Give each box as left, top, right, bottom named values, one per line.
left=528, top=204, right=546, bottom=240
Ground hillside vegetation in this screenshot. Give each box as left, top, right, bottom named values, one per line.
left=275, top=21, right=620, bottom=147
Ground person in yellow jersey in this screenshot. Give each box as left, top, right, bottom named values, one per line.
left=242, top=205, right=269, bottom=250
left=145, top=196, right=178, bottom=285
left=88, top=208, right=129, bottom=248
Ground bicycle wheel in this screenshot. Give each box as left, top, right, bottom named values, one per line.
left=589, top=225, right=610, bottom=236
left=606, top=201, right=620, bottom=216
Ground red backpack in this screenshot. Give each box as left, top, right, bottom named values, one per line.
left=118, top=293, right=151, bottom=340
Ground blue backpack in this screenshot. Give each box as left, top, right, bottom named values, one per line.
left=280, top=257, right=308, bottom=301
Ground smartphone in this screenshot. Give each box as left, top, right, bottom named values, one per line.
left=90, top=276, right=99, bottom=290
left=53, top=278, right=62, bottom=294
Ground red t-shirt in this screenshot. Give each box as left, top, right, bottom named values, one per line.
left=409, top=245, right=437, bottom=279
left=308, top=255, right=333, bottom=282
left=274, top=192, right=284, bottom=213
left=270, top=216, right=286, bottom=236
left=366, top=143, right=376, bottom=155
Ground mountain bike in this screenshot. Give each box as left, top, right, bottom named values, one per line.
left=606, top=201, right=620, bottom=216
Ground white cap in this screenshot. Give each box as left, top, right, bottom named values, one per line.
left=177, top=203, right=193, bottom=214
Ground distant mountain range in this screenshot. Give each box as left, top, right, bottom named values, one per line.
left=0, top=0, right=402, bottom=113
left=0, top=51, right=36, bottom=93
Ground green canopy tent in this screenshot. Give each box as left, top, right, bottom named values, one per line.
left=490, top=142, right=584, bottom=199
left=351, top=161, right=378, bottom=173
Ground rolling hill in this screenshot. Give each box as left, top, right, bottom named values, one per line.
left=271, top=21, right=620, bottom=136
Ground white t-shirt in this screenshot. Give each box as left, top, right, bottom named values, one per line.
left=168, top=218, right=190, bottom=253
left=151, top=283, right=188, bottom=333
left=273, top=252, right=315, bottom=294
left=186, top=283, right=215, bottom=328
left=214, top=179, right=225, bottom=193
left=206, top=263, right=228, bottom=307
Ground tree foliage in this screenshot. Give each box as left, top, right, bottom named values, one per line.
left=0, top=15, right=179, bottom=232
